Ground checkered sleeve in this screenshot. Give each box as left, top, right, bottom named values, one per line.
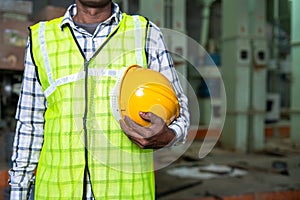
left=8, top=38, right=46, bottom=200
left=146, top=22, right=190, bottom=144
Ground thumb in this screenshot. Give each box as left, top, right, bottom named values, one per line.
left=139, top=111, right=151, bottom=122
left=139, top=112, right=162, bottom=124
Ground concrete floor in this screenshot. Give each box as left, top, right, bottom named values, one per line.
left=155, top=139, right=300, bottom=200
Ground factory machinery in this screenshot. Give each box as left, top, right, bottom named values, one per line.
left=0, top=1, right=33, bottom=170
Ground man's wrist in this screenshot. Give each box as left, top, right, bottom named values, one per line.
left=165, top=127, right=179, bottom=147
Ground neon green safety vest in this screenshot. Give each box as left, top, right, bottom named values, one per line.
left=30, top=13, right=155, bottom=199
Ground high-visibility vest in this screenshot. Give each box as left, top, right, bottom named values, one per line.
left=30, top=13, right=155, bottom=199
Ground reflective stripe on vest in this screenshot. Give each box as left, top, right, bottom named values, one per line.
left=44, top=69, right=122, bottom=98
left=132, top=15, right=143, bottom=66
left=31, top=14, right=155, bottom=200
left=41, top=15, right=146, bottom=98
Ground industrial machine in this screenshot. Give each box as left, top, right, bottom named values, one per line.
left=0, top=1, right=33, bottom=170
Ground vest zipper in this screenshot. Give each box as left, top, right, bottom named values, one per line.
left=82, top=59, right=90, bottom=200
left=80, top=18, right=121, bottom=200
left=66, top=25, right=92, bottom=199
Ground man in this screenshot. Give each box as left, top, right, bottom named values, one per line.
left=9, top=0, right=189, bottom=199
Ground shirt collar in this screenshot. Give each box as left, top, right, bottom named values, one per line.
left=60, top=2, right=122, bottom=31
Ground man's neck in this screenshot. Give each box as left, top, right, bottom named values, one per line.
left=73, top=2, right=112, bottom=24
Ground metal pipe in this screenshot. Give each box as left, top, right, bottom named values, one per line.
left=247, top=0, right=255, bottom=153
left=122, top=0, right=129, bottom=13
left=290, top=0, right=300, bottom=141
left=273, top=0, right=280, bottom=59
left=200, top=0, right=215, bottom=48
left=291, top=41, right=300, bottom=46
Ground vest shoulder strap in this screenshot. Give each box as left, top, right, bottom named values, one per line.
left=30, top=17, right=64, bottom=33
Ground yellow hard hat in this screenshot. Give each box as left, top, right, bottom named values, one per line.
left=116, top=65, right=180, bottom=127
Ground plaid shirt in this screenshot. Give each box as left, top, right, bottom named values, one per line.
left=9, top=3, right=189, bottom=200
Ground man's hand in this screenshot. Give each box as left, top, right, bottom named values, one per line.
left=119, top=112, right=176, bottom=149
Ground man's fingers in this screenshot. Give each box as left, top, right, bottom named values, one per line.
left=119, top=116, right=174, bottom=149
left=126, top=135, right=148, bottom=149
left=123, top=114, right=166, bottom=138
left=139, top=111, right=151, bottom=121
left=139, top=112, right=160, bottom=123
left=123, top=116, right=148, bottom=136
left=119, top=119, right=144, bottom=139
left=141, top=112, right=166, bottom=133
left=119, top=119, right=149, bottom=148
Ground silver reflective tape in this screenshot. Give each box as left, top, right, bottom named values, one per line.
left=44, top=84, right=56, bottom=98
left=56, top=71, right=85, bottom=86
left=44, top=68, right=123, bottom=98
left=132, top=16, right=143, bottom=66
left=38, top=22, right=54, bottom=84
left=110, top=68, right=127, bottom=121
left=88, top=68, right=121, bottom=77
left=44, top=71, right=86, bottom=98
